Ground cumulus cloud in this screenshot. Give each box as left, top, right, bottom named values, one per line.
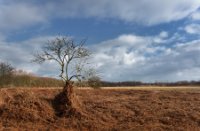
left=0, top=32, right=200, bottom=82
left=191, top=10, right=200, bottom=20
left=159, top=31, right=168, bottom=38
left=0, top=36, right=59, bottom=77
left=0, top=3, right=46, bottom=30
left=152, top=31, right=169, bottom=44
left=48, top=0, right=200, bottom=25
left=184, top=24, right=200, bottom=34
left=0, top=0, right=200, bottom=82
left=0, top=0, right=200, bottom=31
left=91, top=33, right=200, bottom=82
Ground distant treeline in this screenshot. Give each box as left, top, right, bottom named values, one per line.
left=0, top=75, right=63, bottom=88
left=1, top=62, right=200, bottom=88
left=101, top=81, right=200, bottom=87
left=1, top=74, right=200, bottom=88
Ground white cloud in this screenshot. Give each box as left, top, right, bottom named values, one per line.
left=0, top=36, right=59, bottom=77
left=152, top=31, right=169, bottom=44
left=0, top=3, right=46, bottom=30
left=191, top=11, right=200, bottom=20
left=0, top=0, right=199, bottom=31
left=91, top=33, right=200, bottom=82
left=49, top=0, right=200, bottom=25
left=159, top=31, right=168, bottom=38
left=0, top=1, right=200, bottom=82
left=1, top=32, right=200, bottom=82
left=184, top=24, right=200, bottom=34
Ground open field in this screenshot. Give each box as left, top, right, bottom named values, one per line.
left=6, top=86, right=200, bottom=91
left=101, top=86, right=200, bottom=91
left=0, top=87, right=200, bottom=130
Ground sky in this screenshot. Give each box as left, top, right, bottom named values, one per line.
left=0, top=0, right=200, bottom=82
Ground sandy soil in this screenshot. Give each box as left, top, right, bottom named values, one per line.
left=0, top=87, right=200, bottom=131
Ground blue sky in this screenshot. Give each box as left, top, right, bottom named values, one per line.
left=1, top=0, right=200, bottom=82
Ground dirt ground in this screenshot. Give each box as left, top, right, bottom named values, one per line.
left=0, top=87, right=200, bottom=131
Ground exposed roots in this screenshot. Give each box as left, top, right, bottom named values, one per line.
left=53, top=83, right=82, bottom=118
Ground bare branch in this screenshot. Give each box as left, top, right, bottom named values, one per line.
left=68, top=74, right=82, bottom=81
left=32, top=36, right=94, bottom=84
left=31, top=52, right=46, bottom=64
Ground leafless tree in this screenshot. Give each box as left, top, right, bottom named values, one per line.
left=32, top=36, right=92, bottom=116
left=0, top=62, right=14, bottom=87
left=87, top=75, right=101, bottom=89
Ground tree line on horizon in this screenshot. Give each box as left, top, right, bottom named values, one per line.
left=0, top=62, right=101, bottom=88
left=0, top=62, right=63, bottom=88
left=0, top=61, right=200, bottom=88
left=100, top=80, right=200, bottom=87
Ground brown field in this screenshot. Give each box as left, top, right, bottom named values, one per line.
left=0, top=87, right=200, bottom=131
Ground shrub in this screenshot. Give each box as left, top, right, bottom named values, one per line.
left=0, top=62, right=14, bottom=87
left=87, top=76, right=101, bottom=89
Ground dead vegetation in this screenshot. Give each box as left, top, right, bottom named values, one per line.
left=53, top=83, right=82, bottom=117
left=0, top=87, right=200, bottom=130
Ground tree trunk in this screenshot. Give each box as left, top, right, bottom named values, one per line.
left=63, top=81, right=75, bottom=109
left=53, top=81, right=81, bottom=117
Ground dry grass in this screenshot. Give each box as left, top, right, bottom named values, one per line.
left=101, top=86, right=200, bottom=91
left=0, top=87, right=200, bottom=130
left=8, top=86, right=200, bottom=90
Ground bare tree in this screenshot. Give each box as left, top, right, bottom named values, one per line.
left=32, top=36, right=92, bottom=116
left=87, top=75, right=101, bottom=89
left=0, top=62, right=14, bottom=87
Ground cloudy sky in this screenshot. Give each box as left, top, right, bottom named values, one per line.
left=1, top=0, right=200, bottom=82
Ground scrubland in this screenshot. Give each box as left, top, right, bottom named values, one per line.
left=0, top=87, right=200, bottom=131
